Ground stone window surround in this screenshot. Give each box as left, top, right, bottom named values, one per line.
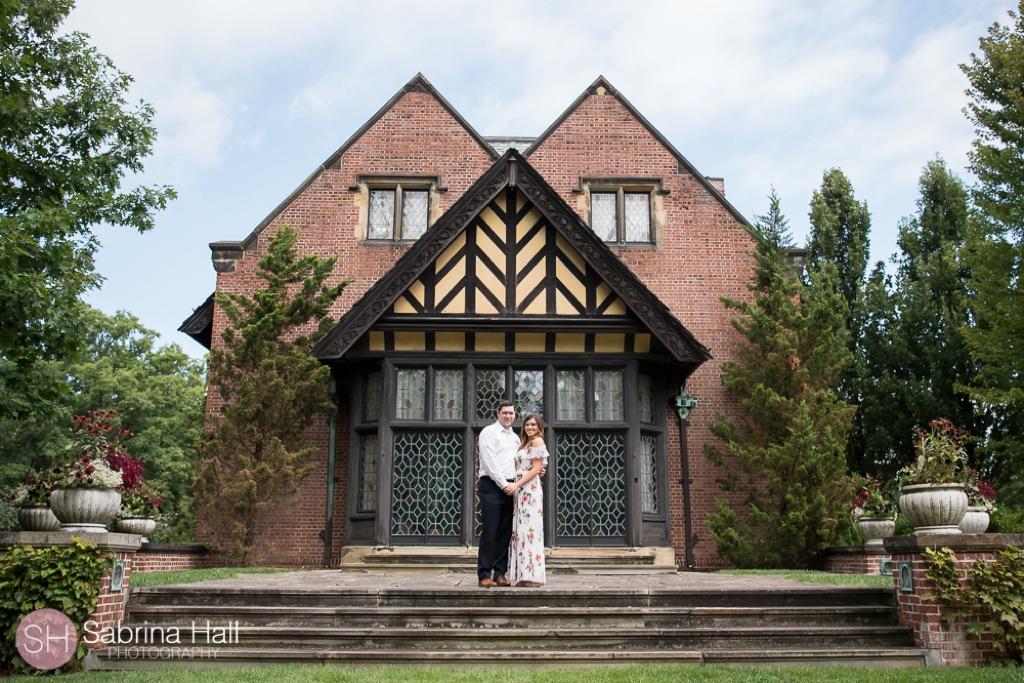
left=573, top=177, right=669, bottom=249
left=350, top=174, right=447, bottom=244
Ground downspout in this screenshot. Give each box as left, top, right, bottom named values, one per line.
left=322, top=378, right=340, bottom=568
left=673, top=383, right=699, bottom=570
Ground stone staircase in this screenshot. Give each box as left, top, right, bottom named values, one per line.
left=336, top=545, right=678, bottom=574
left=84, top=576, right=930, bottom=669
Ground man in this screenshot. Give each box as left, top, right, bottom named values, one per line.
left=477, top=400, right=520, bottom=588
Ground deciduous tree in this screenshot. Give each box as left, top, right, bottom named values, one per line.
left=0, top=0, right=175, bottom=418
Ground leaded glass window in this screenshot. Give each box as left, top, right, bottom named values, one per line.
left=640, top=434, right=658, bottom=514
left=368, top=190, right=395, bottom=239
left=594, top=370, right=624, bottom=421
left=638, top=373, right=654, bottom=424
left=358, top=433, right=378, bottom=512
left=514, top=370, right=544, bottom=416
left=475, top=369, right=506, bottom=419
left=556, top=432, right=626, bottom=539
left=402, top=190, right=429, bottom=240
left=395, top=369, right=426, bottom=420
left=624, top=193, right=651, bottom=242
left=391, top=431, right=463, bottom=538
left=433, top=369, right=464, bottom=421
left=590, top=192, right=617, bottom=241
left=556, top=370, right=586, bottom=421
left=363, top=371, right=382, bottom=422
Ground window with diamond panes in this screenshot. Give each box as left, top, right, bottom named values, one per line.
left=638, top=373, right=654, bottom=424
left=640, top=434, right=658, bottom=514
left=624, top=193, right=651, bottom=242
left=433, top=369, right=464, bottom=421
left=401, top=190, right=429, bottom=239
left=368, top=190, right=395, bottom=239
left=475, top=369, right=506, bottom=419
left=363, top=371, right=382, bottom=422
left=514, top=370, right=544, bottom=416
left=594, top=370, right=624, bottom=421
left=395, top=369, right=426, bottom=420
left=590, top=193, right=617, bottom=241
left=358, top=433, right=378, bottom=513
left=556, top=370, right=586, bottom=421
left=588, top=189, right=652, bottom=244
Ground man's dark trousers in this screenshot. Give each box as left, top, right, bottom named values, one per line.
left=477, top=477, right=514, bottom=581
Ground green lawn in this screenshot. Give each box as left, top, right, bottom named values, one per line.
left=716, top=569, right=894, bottom=588
left=10, top=665, right=1020, bottom=683
left=129, top=567, right=291, bottom=587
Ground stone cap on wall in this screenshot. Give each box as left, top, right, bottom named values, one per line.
left=883, top=533, right=1024, bottom=554
left=0, top=531, right=143, bottom=553
left=823, top=544, right=890, bottom=556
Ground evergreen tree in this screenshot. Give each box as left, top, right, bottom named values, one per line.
left=856, top=159, right=982, bottom=481
left=960, top=2, right=1024, bottom=495
left=804, top=169, right=872, bottom=472
left=195, top=226, right=350, bottom=564
left=705, top=192, right=857, bottom=569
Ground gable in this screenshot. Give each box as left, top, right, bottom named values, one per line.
left=311, top=151, right=711, bottom=370
left=525, top=76, right=749, bottom=227
left=386, top=189, right=629, bottom=318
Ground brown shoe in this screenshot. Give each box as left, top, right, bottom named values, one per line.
left=494, top=574, right=511, bottom=587
left=516, top=580, right=544, bottom=587
left=478, top=578, right=496, bottom=588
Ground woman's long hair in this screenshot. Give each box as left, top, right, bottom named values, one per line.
left=519, top=413, right=545, bottom=449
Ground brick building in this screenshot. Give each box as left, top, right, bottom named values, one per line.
left=180, top=74, right=755, bottom=569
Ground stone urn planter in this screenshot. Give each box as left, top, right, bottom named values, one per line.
left=898, top=483, right=968, bottom=534
left=958, top=506, right=991, bottom=534
left=857, top=517, right=896, bottom=546
left=49, top=488, right=122, bottom=533
left=18, top=504, right=61, bottom=532
left=116, top=516, right=157, bottom=539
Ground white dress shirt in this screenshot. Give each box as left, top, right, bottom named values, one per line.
left=478, top=420, right=520, bottom=487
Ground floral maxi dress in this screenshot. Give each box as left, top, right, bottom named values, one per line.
left=508, top=444, right=548, bottom=586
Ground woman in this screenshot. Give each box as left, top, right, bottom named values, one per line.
left=503, top=413, right=548, bottom=587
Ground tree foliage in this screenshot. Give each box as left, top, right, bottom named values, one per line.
left=960, top=3, right=1024, bottom=497
left=0, top=0, right=175, bottom=418
left=705, top=191, right=857, bottom=569
left=855, top=159, right=986, bottom=482
left=196, top=226, right=349, bottom=565
left=0, top=307, right=205, bottom=535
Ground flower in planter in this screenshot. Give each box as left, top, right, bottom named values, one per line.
left=852, top=475, right=896, bottom=519
left=49, top=411, right=130, bottom=490
left=9, top=473, right=54, bottom=506
left=119, top=481, right=165, bottom=518
left=896, top=418, right=969, bottom=487
left=964, top=469, right=998, bottom=513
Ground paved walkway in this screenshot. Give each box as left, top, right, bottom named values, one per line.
left=162, top=570, right=856, bottom=593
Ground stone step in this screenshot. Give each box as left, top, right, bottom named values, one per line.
left=127, top=586, right=898, bottom=610
left=95, top=624, right=915, bottom=651
left=124, top=604, right=899, bottom=629
left=83, top=646, right=930, bottom=670
left=338, top=546, right=678, bottom=574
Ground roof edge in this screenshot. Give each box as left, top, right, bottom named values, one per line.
left=525, top=75, right=751, bottom=227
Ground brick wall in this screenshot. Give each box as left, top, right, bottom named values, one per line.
left=199, top=83, right=757, bottom=568
left=884, top=534, right=1022, bottom=666
left=815, top=546, right=889, bottom=575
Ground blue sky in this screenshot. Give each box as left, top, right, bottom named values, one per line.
left=64, top=0, right=1012, bottom=359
